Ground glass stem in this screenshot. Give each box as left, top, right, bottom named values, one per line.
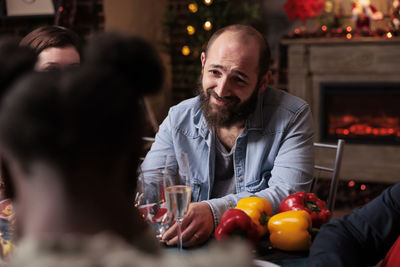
left=177, top=218, right=183, bottom=252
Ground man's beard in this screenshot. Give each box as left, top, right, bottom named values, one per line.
left=198, top=77, right=259, bottom=128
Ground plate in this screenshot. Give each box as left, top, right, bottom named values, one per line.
left=253, top=259, right=281, bottom=267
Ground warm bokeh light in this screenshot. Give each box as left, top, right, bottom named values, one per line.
left=294, top=28, right=301, bottom=34
left=324, top=1, right=333, bottom=13
left=181, top=46, right=191, bottom=56
left=186, top=25, right=195, bottom=35
left=188, top=3, right=198, bottom=13
left=203, top=20, right=212, bottom=31
left=343, top=129, right=350, bottom=135
left=321, top=25, right=327, bottom=31
left=346, top=26, right=352, bottom=32
left=348, top=180, right=355, bottom=187
left=204, top=0, right=213, bottom=6
left=387, top=32, right=393, bottom=39
left=360, top=184, right=366, bottom=191
left=346, top=33, right=352, bottom=39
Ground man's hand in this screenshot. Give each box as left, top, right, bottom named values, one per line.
left=161, top=202, right=214, bottom=247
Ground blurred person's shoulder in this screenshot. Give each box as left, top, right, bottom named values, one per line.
left=6, top=232, right=159, bottom=267
left=7, top=234, right=254, bottom=267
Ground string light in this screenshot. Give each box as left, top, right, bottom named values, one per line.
left=186, top=25, right=195, bottom=35
left=204, top=0, right=213, bottom=6
left=181, top=46, right=191, bottom=56
left=321, top=25, right=327, bottom=31
left=387, top=32, right=393, bottom=39
left=346, top=26, right=352, bottom=32
left=203, top=20, right=212, bottom=31
left=188, top=3, right=198, bottom=13
left=346, top=33, right=352, bottom=39
left=324, top=0, right=333, bottom=13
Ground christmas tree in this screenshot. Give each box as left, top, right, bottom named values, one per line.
left=163, top=0, right=262, bottom=104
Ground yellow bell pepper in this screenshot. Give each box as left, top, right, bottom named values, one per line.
left=267, top=210, right=312, bottom=251
left=235, top=196, right=272, bottom=236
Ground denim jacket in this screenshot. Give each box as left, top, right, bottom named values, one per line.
left=141, top=87, right=314, bottom=227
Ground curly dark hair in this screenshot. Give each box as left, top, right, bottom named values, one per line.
left=0, top=37, right=36, bottom=98
left=0, top=33, right=164, bottom=198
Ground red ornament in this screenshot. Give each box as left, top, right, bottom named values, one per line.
left=55, top=0, right=77, bottom=28
left=283, top=0, right=325, bottom=22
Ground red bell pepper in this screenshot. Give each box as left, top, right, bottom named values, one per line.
left=214, top=208, right=260, bottom=246
left=278, top=192, right=331, bottom=228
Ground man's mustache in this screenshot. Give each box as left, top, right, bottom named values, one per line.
left=207, top=88, right=240, bottom=104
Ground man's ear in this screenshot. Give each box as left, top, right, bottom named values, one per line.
left=257, top=70, right=272, bottom=94
left=201, top=52, right=206, bottom=68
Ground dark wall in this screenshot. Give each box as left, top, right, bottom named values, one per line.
left=0, top=0, right=104, bottom=40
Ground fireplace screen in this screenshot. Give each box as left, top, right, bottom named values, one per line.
left=320, top=82, right=400, bottom=144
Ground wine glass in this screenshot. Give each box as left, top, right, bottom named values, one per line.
left=136, top=168, right=172, bottom=240
left=163, top=152, right=191, bottom=252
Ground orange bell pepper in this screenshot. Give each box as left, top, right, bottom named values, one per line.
left=267, top=210, right=312, bottom=251
left=235, top=196, right=273, bottom=236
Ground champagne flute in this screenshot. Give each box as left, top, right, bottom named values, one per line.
left=163, top=152, right=191, bottom=252
left=136, top=168, right=172, bottom=240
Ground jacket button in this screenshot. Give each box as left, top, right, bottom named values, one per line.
left=238, top=177, right=243, bottom=182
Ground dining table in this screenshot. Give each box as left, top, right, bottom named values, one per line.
left=162, top=234, right=308, bottom=267
left=255, top=237, right=308, bottom=267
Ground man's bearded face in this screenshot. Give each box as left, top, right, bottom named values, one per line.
left=198, top=74, right=259, bottom=128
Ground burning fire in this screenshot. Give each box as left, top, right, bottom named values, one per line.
left=329, top=115, right=400, bottom=138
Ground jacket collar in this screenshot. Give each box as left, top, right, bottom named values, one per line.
left=245, top=88, right=266, bottom=130
left=193, top=97, right=210, bottom=139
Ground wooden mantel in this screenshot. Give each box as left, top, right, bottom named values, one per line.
left=281, top=36, right=400, bottom=45
left=281, top=37, right=400, bottom=184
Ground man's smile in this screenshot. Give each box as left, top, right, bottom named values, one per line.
left=208, top=88, right=240, bottom=107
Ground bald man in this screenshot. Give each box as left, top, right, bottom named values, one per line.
left=141, top=24, right=314, bottom=247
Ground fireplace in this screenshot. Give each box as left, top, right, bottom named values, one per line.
left=282, top=37, right=400, bottom=183
left=320, top=82, right=400, bottom=145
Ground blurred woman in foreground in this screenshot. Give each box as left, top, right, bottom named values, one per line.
left=0, top=33, right=253, bottom=267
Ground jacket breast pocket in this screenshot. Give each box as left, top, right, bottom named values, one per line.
left=246, top=171, right=270, bottom=193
